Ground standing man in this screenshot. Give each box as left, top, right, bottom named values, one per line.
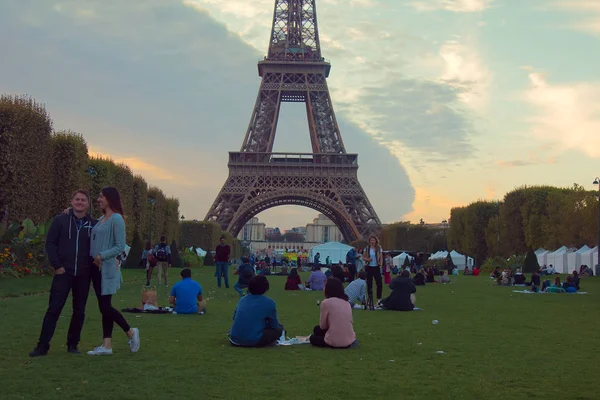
left=215, top=236, right=231, bottom=288
left=154, top=236, right=171, bottom=287
left=346, top=247, right=358, bottom=282
left=30, top=190, right=96, bottom=357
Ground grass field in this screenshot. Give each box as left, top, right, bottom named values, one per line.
left=1, top=268, right=599, bottom=400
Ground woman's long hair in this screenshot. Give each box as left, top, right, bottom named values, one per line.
left=324, top=277, right=348, bottom=301
left=289, top=268, right=298, bottom=279
left=101, top=187, right=124, bottom=215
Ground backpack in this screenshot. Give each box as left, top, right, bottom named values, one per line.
left=156, top=244, right=168, bottom=262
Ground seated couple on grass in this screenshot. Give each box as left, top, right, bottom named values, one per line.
left=310, top=278, right=359, bottom=349
left=169, top=269, right=206, bottom=315
left=377, top=270, right=417, bottom=311
left=229, top=275, right=283, bottom=347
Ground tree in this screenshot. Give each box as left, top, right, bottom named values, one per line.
left=523, top=248, right=539, bottom=273
left=266, top=231, right=283, bottom=242
left=402, top=255, right=411, bottom=268
left=204, top=251, right=215, bottom=266
left=283, top=231, right=305, bottom=242
left=170, top=240, right=182, bottom=268
left=124, top=231, right=143, bottom=269
left=0, top=95, right=53, bottom=223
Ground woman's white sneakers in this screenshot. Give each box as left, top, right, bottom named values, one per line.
left=86, top=328, right=140, bottom=355
left=128, top=328, right=140, bottom=353
left=87, top=346, right=113, bottom=356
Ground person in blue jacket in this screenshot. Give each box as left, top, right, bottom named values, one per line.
left=229, top=275, right=283, bottom=347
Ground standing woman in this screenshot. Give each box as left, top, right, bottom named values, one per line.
left=87, top=187, right=140, bottom=355
left=362, top=236, right=383, bottom=305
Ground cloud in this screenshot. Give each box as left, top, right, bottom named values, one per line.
left=410, top=0, right=497, bottom=13
left=496, top=156, right=557, bottom=169
left=554, top=1, right=600, bottom=35
left=522, top=71, right=600, bottom=158
left=0, top=0, right=414, bottom=229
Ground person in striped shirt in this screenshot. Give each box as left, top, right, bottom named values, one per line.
left=344, top=271, right=367, bottom=306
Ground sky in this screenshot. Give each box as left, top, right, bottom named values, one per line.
left=1, top=0, right=599, bottom=231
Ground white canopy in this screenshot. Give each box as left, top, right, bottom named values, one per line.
left=581, top=246, right=598, bottom=269
left=310, top=242, right=353, bottom=264
left=189, top=247, right=207, bottom=257
left=536, top=249, right=551, bottom=267
left=392, top=252, right=413, bottom=267
left=567, top=245, right=590, bottom=273
left=546, top=246, right=571, bottom=273
left=427, top=250, right=473, bottom=269
left=429, top=251, right=448, bottom=260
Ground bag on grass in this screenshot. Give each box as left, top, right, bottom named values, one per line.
left=142, top=289, right=158, bottom=307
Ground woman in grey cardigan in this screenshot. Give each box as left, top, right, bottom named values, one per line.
left=87, top=187, right=140, bottom=356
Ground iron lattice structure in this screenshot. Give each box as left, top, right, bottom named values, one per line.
left=205, top=0, right=381, bottom=242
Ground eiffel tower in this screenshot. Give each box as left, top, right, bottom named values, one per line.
left=205, top=0, right=381, bottom=242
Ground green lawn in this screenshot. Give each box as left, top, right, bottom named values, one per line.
left=1, top=268, right=599, bottom=400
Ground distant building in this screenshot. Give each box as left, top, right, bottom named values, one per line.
left=237, top=217, right=266, bottom=241
left=305, top=214, right=342, bottom=243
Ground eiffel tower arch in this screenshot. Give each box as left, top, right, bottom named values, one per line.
left=205, top=0, right=381, bottom=242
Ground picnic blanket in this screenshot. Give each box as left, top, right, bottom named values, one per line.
left=122, top=307, right=173, bottom=314
left=512, top=290, right=588, bottom=295
left=277, top=336, right=311, bottom=346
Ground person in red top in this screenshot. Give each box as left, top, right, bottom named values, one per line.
left=214, top=236, right=231, bottom=288
left=284, top=268, right=302, bottom=290
left=310, top=278, right=358, bottom=349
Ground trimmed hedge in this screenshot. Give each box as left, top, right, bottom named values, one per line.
left=0, top=95, right=53, bottom=223
left=1, top=93, right=181, bottom=247
left=50, top=131, right=88, bottom=217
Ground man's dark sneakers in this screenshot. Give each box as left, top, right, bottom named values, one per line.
left=67, top=345, right=80, bottom=354
left=29, top=345, right=49, bottom=357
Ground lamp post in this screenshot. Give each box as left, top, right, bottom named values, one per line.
left=594, top=178, right=600, bottom=267
left=147, top=197, right=156, bottom=244
left=496, top=200, right=501, bottom=257
left=180, top=215, right=185, bottom=250
left=85, top=166, right=97, bottom=215
left=441, top=220, right=448, bottom=251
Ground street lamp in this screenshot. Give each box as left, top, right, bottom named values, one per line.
left=441, top=220, right=448, bottom=251
left=180, top=215, right=185, bottom=250
left=147, top=197, right=156, bottom=244
left=85, top=166, right=97, bottom=215
left=594, top=178, right=599, bottom=266
left=496, top=200, right=501, bottom=257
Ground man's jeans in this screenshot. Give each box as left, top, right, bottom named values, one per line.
left=38, top=272, right=91, bottom=348
left=216, top=262, right=229, bottom=288
left=234, top=281, right=247, bottom=296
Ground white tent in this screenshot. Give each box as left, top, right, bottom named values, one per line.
left=392, top=252, right=413, bottom=267
left=536, top=249, right=550, bottom=267
left=310, top=242, right=353, bottom=264
left=567, top=245, right=590, bottom=273
left=429, top=251, right=448, bottom=260
left=189, top=247, right=207, bottom=257
left=449, top=250, right=474, bottom=270
left=546, top=246, right=569, bottom=273
left=582, top=246, right=598, bottom=269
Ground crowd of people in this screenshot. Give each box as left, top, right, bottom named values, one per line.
left=490, top=265, right=585, bottom=293
left=30, top=188, right=594, bottom=356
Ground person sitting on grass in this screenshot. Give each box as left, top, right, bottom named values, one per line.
left=528, top=270, right=541, bottom=288
left=306, top=265, right=327, bottom=291
left=233, top=257, right=255, bottom=297
left=310, top=278, right=357, bottom=349
left=285, top=268, right=302, bottom=290
left=562, top=276, right=577, bottom=292
left=229, top=275, right=283, bottom=347
left=513, top=269, right=526, bottom=286
left=413, top=268, right=426, bottom=286
left=345, top=271, right=367, bottom=306
left=571, top=270, right=581, bottom=290
left=463, top=266, right=472, bottom=276
left=426, top=267, right=437, bottom=283
left=379, top=270, right=417, bottom=311
left=544, top=276, right=565, bottom=293
left=439, top=270, right=450, bottom=284
left=472, top=266, right=480, bottom=276
left=169, top=268, right=206, bottom=315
